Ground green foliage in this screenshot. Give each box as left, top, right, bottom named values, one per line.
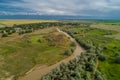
left=70, top=42, right=76, bottom=47
left=114, top=56, right=120, bottom=64
left=98, top=54, right=107, bottom=61
left=1, top=33, right=8, bottom=37
left=38, top=39, right=43, bottom=43
left=95, top=70, right=105, bottom=80
left=60, top=25, right=120, bottom=80
left=0, top=22, right=90, bottom=38
left=41, top=52, right=103, bottom=80
left=64, top=49, right=72, bottom=56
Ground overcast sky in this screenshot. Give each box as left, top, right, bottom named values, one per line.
left=0, top=0, right=120, bottom=18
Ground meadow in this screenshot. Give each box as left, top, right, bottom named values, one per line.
left=60, top=25, right=120, bottom=80
left=0, top=27, right=74, bottom=79
left=91, top=23, right=120, bottom=40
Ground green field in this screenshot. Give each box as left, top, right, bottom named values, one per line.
left=0, top=28, right=73, bottom=79
left=62, top=26, right=120, bottom=80
left=91, top=23, right=120, bottom=40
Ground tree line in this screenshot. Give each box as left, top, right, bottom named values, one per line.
left=0, top=22, right=90, bottom=38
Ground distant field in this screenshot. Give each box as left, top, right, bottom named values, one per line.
left=97, top=21, right=120, bottom=25
left=91, top=24, right=120, bottom=40
left=0, top=20, right=57, bottom=27
left=0, top=27, right=73, bottom=79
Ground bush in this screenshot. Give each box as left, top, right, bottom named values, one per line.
left=75, top=38, right=91, bottom=50
left=70, top=42, right=76, bottom=47
left=96, top=75, right=104, bottom=80
left=2, top=33, right=8, bottom=37
left=85, top=62, right=94, bottom=71
left=94, top=70, right=104, bottom=80
left=64, top=49, right=72, bottom=56
left=115, top=52, right=120, bottom=57
left=18, top=31, right=24, bottom=35
left=114, top=56, right=120, bottom=64
left=38, top=39, right=43, bottom=43
left=98, top=54, right=107, bottom=61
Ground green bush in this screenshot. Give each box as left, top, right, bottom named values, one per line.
left=70, top=42, right=76, bottom=47
left=2, top=33, right=8, bottom=37
left=114, top=56, right=120, bottom=64
left=64, top=49, right=72, bottom=56
left=98, top=54, right=107, bottom=61
left=115, top=52, right=120, bottom=57
left=38, top=39, right=43, bottom=43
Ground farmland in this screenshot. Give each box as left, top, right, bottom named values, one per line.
left=0, top=20, right=57, bottom=27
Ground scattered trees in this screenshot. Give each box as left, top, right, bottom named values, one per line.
left=0, top=22, right=90, bottom=38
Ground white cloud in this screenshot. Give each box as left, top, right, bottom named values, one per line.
left=0, top=0, right=120, bottom=16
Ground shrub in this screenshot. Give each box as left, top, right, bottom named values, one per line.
left=18, top=31, right=24, bottom=35
left=2, top=33, right=8, bottom=37
left=98, top=54, right=107, bottom=61
left=115, top=52, right=120, bottom=57
left=85, top=62, right=94, bottom=71
left=38, top=39, right=43, bottom=43
left=70, top=42, right=76, bottom=47
left=94, top=70, right=105, bottom=80
left=114, top=56, right=120, bottom=64
left=64, top=49, right=72, bottom=56
left=96, top=75, right=104, bottom=80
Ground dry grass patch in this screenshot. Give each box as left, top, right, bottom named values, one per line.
left=0, top=20, right=58, bottom=26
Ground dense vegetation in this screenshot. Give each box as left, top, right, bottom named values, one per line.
left=41, top=24, right=120, bottom=80
left=41, top=52, right=103, bottom=80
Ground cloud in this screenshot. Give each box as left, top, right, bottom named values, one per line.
left=0, top=0, right=120, bottom=17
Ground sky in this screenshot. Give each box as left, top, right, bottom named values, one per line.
left=0, top=0, right=120, bottom=19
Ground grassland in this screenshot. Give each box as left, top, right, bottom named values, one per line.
left=63, top=26, right=120, bottom=80
left=91, top=24, right=120, bottom=40
left=0, top=20, right=57, bottom=27
left=0, top=27, right=73, bottom=79
left=97, top=21, right=120, bottom=25
left=90, top=22, right=120, bottom=80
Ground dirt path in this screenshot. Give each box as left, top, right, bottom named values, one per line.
left=18, top=28, right=85, bottom=80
